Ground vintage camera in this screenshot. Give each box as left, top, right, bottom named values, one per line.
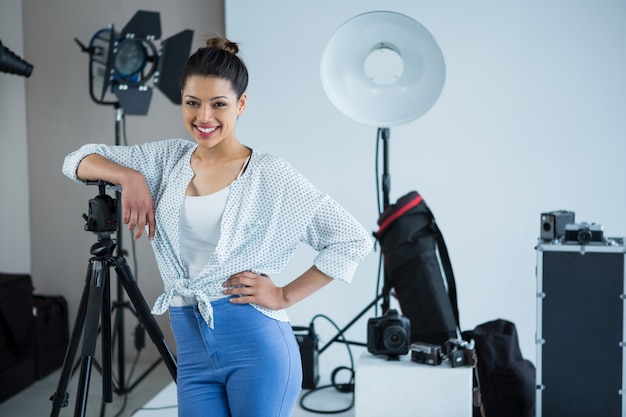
left=540, top=210, right=575, bottom=241
left=367, top=309, right=411, bottom=360
left=564, top=222, right=603, bottom=244
left=410, top=342, right=442, bottom=366
left=444, top=338, right=476, bottom=368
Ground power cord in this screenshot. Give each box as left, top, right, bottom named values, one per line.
left=298, top=314, right=356, bottom=414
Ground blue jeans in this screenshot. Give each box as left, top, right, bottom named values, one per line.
left=169, top=298, right=302, bottom=417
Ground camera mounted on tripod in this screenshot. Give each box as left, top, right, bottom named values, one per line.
left=82, top=180, right=118, bottom=234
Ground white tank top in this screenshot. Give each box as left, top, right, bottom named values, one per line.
left=171, top=155, right=250, bottom=306
left=180, top=186, right=229, bottom=277
left=171, top=187, right=229, bottom=306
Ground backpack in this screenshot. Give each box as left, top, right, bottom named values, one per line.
left=464, top=319, right=536, bottom=417
left=374, top=190, right=460, bottom=346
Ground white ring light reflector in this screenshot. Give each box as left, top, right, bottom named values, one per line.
left=321, top=11, right=446, bottom=127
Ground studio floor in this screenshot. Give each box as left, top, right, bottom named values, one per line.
left=0, top=361, right=355, bottom=417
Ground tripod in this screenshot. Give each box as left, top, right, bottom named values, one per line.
left=50, top=183, right=177, bottom=417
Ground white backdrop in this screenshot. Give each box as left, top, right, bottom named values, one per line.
left=224, top=0, right=626, bottom=379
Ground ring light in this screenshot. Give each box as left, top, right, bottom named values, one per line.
left=320, top=11, right=445, bottom=127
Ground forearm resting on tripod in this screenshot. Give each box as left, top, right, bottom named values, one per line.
left=77, top=153, right=135, bottom=184
left=77, top=154, right=156, bottom=240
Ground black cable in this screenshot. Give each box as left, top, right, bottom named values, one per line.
left=311, top=314, right=355, bottom=370
left=331, top=366, right=355, bottom=393
left=298, top=314, right=356, bottom=414
left=299, top=383, right=355, bottom=415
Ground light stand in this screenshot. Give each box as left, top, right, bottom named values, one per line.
left=318, top=10, right=446, bottom=351
left=70, top=10, right=192, bottom=411
left=109, top=104, right=157, bottom=398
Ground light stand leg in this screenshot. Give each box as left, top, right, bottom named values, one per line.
left=113, top=104, right=128, bottom=395
left=319, top=292, right=386, bottom=354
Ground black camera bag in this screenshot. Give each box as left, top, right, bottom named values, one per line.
left=463, top=319, right=535, bottom=417
left=374, top=190, right=460, bottom=347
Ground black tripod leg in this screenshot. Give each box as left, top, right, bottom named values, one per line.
left=50, top=262, right=94, bottom=417
left=111, top=277, right=127, bottom=394
left=112, top=257, right=178, bottom=382
left=74, top=259, right=107, bottom=417
left=100, top=269, right=113, bottom=404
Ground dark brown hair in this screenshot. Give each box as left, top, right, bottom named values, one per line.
left=180, top=37, right=248, bottom=98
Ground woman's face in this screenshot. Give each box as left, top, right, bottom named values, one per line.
left=181, top=75, right=246, bottom=149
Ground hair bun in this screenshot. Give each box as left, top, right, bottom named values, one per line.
left=205, top=37, right=239, bottom=55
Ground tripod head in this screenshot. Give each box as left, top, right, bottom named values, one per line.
left=82, top=181, right=119, bottom=255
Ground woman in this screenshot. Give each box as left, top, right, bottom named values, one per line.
left=63, top=37, right=372, bottom=417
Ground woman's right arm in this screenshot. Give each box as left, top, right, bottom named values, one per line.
left=77, top=154, right=156, bottom=241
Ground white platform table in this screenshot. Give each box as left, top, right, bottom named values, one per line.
left=355, top=352, right=473, bottom=417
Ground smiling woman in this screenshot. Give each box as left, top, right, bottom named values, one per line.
left=62, top=36, right=373, bottom=417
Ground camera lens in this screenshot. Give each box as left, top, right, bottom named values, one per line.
left=383, top=325, right=408, bottom=350
left=578, top=230, right=592, bottom=244
left=542, top=221, right=552, bottom=232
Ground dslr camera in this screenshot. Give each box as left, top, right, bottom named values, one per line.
left=367, top=309, right=411, bottom=360
left=564, top=222, right=603, bottom=244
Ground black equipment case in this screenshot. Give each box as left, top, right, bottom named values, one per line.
left=535, top=239, right=626, bottom=416
left=33, top=295, right=70, bottom=379
left=0, top=272, right=36, bottom=402
left=293, top=324, right=320, bottom=389
left=0, top=272, right=70, bottom=403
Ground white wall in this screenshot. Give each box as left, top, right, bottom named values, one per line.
left=0, top=0, right=31, bottom=273
left=225, top=0, right=626, bottom=377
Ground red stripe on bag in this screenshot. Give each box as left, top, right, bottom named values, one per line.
left=377, top=194, right=423, bottom=234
